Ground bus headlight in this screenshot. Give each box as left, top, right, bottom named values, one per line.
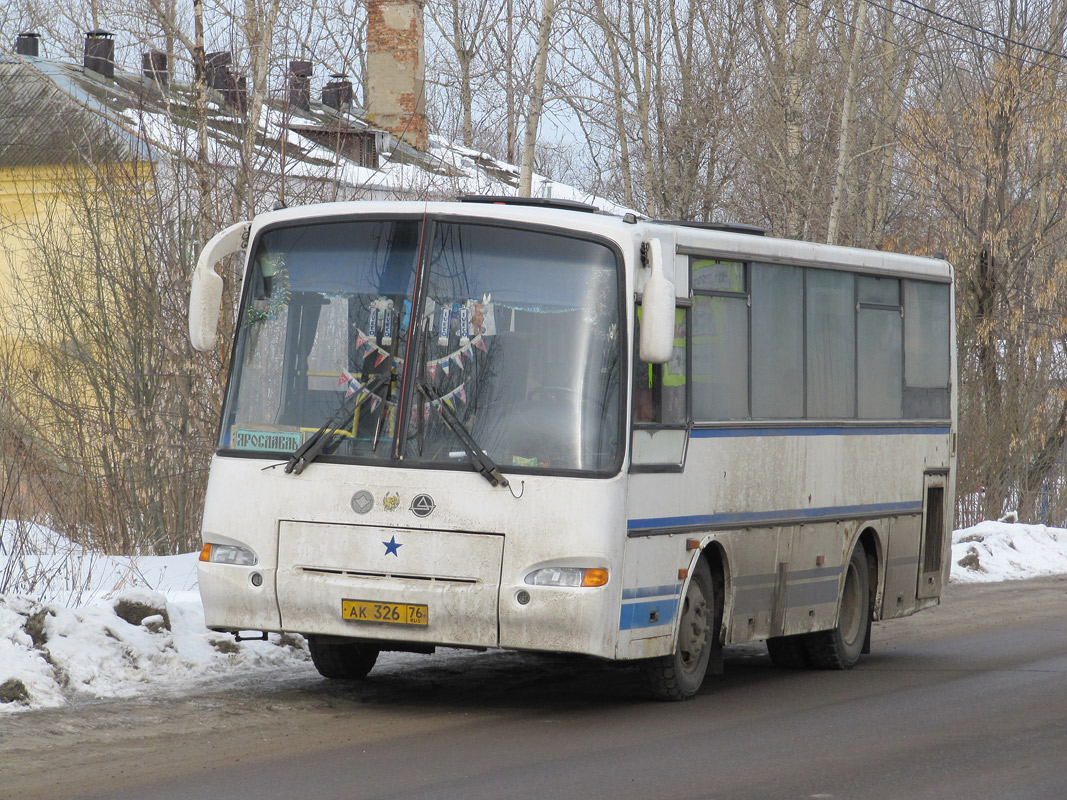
left=199, top=543, right=259, bottom=567
left=525, top=567, right=608, bottom=588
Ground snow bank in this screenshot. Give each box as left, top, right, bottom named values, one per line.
left=0, top=522, right=310, bottom=714
left=950, top=520, right=1067, bottom=583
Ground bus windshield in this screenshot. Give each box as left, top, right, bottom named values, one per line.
left=219, top=217, right=623, bottom=476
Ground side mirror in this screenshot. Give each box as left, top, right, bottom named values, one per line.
left=639, top=239, right=677, bottom=364
left=189, top=221, right=250, bottom=352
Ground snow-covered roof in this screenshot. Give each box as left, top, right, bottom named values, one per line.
left=0, top=50, right=623, bottom=212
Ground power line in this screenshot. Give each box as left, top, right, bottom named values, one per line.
left=897, top=0, right=1067, bottom=63
left=859, top=0, right=1067, bottom=82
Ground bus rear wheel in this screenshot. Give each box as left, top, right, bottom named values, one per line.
left=307, top=637, right=379, bottom=680
left=805, top=546, right=870, bottom=669
left=645, top=559, right=716, bottom=701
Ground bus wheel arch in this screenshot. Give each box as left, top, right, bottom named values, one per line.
left=806, top=539, right=872, bottom=669
left=644, top=546, right=725, bottom=701
left=703, top=543, right=727, bottom=673
left=856, top=526, right=882, bottom=652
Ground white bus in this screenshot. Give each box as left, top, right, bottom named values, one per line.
left=189, top=197, right=955, bottom=700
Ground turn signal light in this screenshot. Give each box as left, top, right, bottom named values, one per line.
left=581, top=568, right=609, bottom=587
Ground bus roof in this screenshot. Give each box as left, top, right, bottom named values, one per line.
left=250, top=200, right=952, bottom=284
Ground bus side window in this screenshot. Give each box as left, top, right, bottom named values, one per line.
left=691, top=258, right=748, bottom=421
left=634, top=305, right=688, bottom=425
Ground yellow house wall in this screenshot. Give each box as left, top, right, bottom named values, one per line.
left=0, top=162, right=155, bottom=335
left=0, top=161, right=155, bottom=446
left=0, top=165, right=79, bottom=333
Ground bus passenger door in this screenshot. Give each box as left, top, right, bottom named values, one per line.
left=917, top=471, right=950, bottom=599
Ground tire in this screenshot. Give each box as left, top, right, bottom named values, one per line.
left=307, top=637, right=379, bottom=680
left=805, top=545, right=870, bottom=670
left=645, top=559, right=717, bottom=701
left=766, top=634, right=810, bottom=668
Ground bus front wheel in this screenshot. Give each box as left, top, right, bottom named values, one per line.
left=645, top=558, right=718, bottom=701
left=307, top=636, right=379, bottom=680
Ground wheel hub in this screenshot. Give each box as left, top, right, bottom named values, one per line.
left=679, top=585, right=709, bottom=669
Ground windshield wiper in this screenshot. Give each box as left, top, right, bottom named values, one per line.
left=418, top=381, right=509, bottom=488
left=284, top=373, right=390, bottom=475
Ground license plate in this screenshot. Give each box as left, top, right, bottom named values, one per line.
left=341, top=599, right=428, bottom=626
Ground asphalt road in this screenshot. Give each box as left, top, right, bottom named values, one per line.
left=4, top=576, right=1067, bottom=800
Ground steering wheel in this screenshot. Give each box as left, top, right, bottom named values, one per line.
left=526, top=386, right=610, bottom=421
left=527, top=386, right=578, bottom=403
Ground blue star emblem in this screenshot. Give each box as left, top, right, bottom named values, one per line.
left=383, top=535, right=402, bottom=557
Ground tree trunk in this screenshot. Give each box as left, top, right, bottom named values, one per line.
left=826, top=0, right=867, bottom=245
left=519, top=0, right=557, bottom=197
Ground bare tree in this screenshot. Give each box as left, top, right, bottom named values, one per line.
left=902, top=0, right=1067, bottom=524
left=427, top=0, right=505, bottom=148
left=3, top=155, right=216, bottom=553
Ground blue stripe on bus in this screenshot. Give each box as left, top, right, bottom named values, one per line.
left=691, top=426, right=950, bottom=438
left=621, top=583, right=683, bottom=601
left=620, top=598, right=680, bottom=631
left=627, top=500, right=923, bottom=531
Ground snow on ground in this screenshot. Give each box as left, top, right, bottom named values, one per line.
left=1, top=517, right=1065, bottom=713
left=0, top=521, right=310, bottom=714
left=950, top=519, right=1067, bottom=582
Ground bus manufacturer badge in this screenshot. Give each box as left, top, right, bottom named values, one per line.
left=410, top=493, right=436, bottom=518
left=351, top=490, right=374, bottom=515
left=383, top=492, right=400, bottom=512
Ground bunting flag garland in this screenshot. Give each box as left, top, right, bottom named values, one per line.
left=425, top=335, right=486, bottom=374
left=428, top=382, right=469, bottom=412
left=338, top=370, right=396, bottom=408
left=354, top=328, right=402, bottom=368
left=344, top=331, right=488, bottom=393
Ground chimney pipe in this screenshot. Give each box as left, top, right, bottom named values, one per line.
left=84, top=30, right=115, bottom=79
left=205, top=51, right=232, bottom=91
left=322, top=73, right=354, bottom=111
left=288, top=60, right=312, bottom=111
left=142, top=50, right=168, bottom=89
left=15, top=32, right=40, bottom=57
left=204, top=51, right=246, bottom=113
left=366, top=0, right=428, bottom=151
